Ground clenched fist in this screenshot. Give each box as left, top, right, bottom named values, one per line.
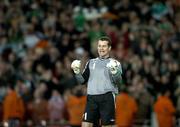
left=71, top=60, right=81, bottom=74
left=106, top=59, right=120, bottom=74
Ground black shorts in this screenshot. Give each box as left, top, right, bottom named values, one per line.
left=82, top=92, right=116, bottom=125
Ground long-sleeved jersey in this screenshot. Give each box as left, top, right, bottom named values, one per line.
left=75, top=57, right=122, bottom=95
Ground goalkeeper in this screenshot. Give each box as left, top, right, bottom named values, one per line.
left=71, top=36, right=122, bottom=127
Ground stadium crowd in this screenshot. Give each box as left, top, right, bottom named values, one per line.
left=0, top=0, right=179, bottom=126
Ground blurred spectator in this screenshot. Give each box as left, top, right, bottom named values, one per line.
left=88, top=20, right=105, bottom=55
left=154, top=90, right=176, bottom=127
left=129, top=79, right=153, bottom=126
left=73, top=7, right=86, bottom=32
left=115, top=87, right=138, bottom=127
left=48, top=90, right=66, bottom=123
left=3, top=83, right=25, bottom=127
left=31, top=82, right=49, bottom=125
left=151, top=1, right=171, bottom=21
left=175, top=76, right=180, bottom=118
left=64, top=85, right=86, bottom=127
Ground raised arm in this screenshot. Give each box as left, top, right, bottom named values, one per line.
left=106, top=59, right=122, bottom=85
left=71, top=60, right=90, bottom=84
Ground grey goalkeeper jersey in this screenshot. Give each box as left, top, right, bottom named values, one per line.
left=75, top=57, right=122, bottom=95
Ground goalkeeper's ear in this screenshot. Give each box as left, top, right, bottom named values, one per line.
left=108, top=46, right=111, bottom=51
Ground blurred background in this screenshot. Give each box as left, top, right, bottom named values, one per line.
left=0, top=0, right=179, bottom=127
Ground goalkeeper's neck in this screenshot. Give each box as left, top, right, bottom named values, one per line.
left=99, top=55, right=110, bottom=59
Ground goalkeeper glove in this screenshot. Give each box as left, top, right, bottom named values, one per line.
left=71, top=60, right=81, bottom=74
left=106, top=59, right=120, bottom=74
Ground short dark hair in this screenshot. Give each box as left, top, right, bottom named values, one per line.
left=99, top=36, right=112, bottom=47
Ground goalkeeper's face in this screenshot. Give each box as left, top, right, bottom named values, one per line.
left=98, top=40, right=111, bottom=58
